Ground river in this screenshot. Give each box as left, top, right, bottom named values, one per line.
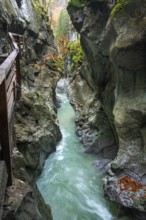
left=36, top=79, right=131, bottom=220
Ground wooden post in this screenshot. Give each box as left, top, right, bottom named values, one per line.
left=0, top=79, right=13, bottom=186
left=18, top=36, right=21, bottom=57
left=16, top=53, right=21, bottom=97
left=0, top=140, right=2, bottom=160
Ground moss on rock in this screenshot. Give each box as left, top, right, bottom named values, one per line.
left=111, top=0, right=129, bottom=17
left=68, top=0, right=108, bottom=7
left=31, top=0, right=48, bottom=23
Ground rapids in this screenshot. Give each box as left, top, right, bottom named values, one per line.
left=37, top=79, right=131, bottom=220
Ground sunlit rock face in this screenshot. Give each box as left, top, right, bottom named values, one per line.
left=68, top=0, right=146, bottom=214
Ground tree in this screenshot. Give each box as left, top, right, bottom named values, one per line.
left=55, top=9, right=70, bottom=56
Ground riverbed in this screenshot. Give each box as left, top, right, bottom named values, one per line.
left=37, top=79, right=131, bottom=220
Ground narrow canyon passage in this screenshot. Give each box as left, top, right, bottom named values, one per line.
left=37, top=79, right=130, bottom=220
left=1, top=1, right=146, bottom=219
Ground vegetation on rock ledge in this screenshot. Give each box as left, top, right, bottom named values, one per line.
left=31, top=0, right=48, bottom=22
left=68, top=40, right=84, bottom=72
left=111, top=0, right=129, bottom=17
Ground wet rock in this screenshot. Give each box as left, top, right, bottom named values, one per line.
left=3, top=190, right=48, bottom=220
left=12, top=148, right=25, bottom=181
left=15, top=192, right=41, bottom=220
left=103, top=175, right=146, bottom=212
left=56, top=95, right=62, bottom=108
left=131, top=210, right=146, bottom=220
left=68, top=74, right=117, bottom=159
left=2, top=178, right=31, bottom=219
left=68, top=0, right=146, bottom=213
left=15, top=66, right=62, bottom=182
left=102, top=145, right=117, bottom=160
left=4, top=158, right=54, bottom=220
left=93, top=159, right=111, bottom=171
left=56, top=78, right=67, bottom=93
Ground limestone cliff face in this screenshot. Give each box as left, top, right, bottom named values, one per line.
left=68, top=0, right=146, bottom=214
left=0, top=0, right=61, bottom=219
left=0, top=0, right=55, bottom=60
left=15, top=66, right=61, bottom=182
left=7, top=0, right=62, bottom=182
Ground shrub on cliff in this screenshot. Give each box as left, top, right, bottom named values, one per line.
left=31, top=0, right=48, bottom=23
left=68, top=40, right=84, bottom=72
left=55, top=9, right=70, bottom=56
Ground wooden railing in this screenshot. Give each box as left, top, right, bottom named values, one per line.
left=0, top=32, right=23, bottom=186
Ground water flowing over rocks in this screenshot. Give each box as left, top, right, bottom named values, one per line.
left=67, top=0, right=146, bottom=216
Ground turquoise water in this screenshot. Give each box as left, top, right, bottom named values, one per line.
left=36, top=80, right=130, bottom=220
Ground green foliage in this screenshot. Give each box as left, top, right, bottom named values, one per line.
left=68, top=0, right=107, bottom=7
left=111, top=0, right=129, bottom=17
left=55, top=9, right=70, bottom=56
left=55, top=10, right=70, bottom=38
left=49, top=57, right=64, bottom=72
left=31, top=0, right=48, bottom=22
left=68, top=40, right=84, bottom=71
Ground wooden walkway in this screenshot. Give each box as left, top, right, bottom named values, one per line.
left=0, top=32, right=24, bottom=187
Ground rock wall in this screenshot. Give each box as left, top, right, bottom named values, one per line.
left=67, top=0, right=146, bottom=216
left=0, top=0, right=62, bottom=219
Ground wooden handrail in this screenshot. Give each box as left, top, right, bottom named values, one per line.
left=0, top=49, right=18, bottom=75
left=8, top=32, right=19, bottom=50
left=0, top=32, right=24, bottom=186
left=9, top=32, right=23, bottom=38
left=0, top=32, right=23, bottom=85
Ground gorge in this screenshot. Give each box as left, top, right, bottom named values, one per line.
left=37, top=79, right=131, bottom=220
left=0, top=0, right=146, bottom=220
